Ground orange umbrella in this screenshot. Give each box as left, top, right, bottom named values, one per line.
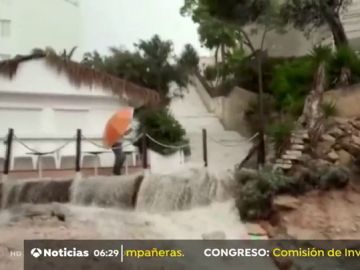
left=103, top=108, right=134, bottom=147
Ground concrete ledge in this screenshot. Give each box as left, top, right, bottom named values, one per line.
left=1, top=178, right=72, bottom=209
left=0, top=174, right=145, bottom=209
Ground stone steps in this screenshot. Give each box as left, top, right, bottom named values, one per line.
left=273, top=129, right=309, bottom=171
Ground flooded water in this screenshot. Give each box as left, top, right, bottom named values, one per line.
left=0, top=166, right=252, bottom=270
left=0, top=165, right=247, bottom=240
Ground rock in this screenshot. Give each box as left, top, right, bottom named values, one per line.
left=201, top=231, right=226, bottom=240
left=327, top=151, right=339, bottom=162
left=334, top=117, right=349, bottom=125
left=317, top=141, right=335, bottom=156
left=298, top=154, right=312, bottom=165
left=274, top=163, right=292, bottom=170
left=290, top=144, right=305, bottom=151
left=346, top=143, right=360, bottom=156
left=317, top=159, right=332, bottom=166
left=333, top=144, right=342, bottom=151
left=328, top=127, right=344, bottom=138
left=292, top=133, right=309, bottom=140
left=352, top=135, right=360, bottom=146
left=245, top=223, right=268, bottom=236
left=321, top=134, right=336, bottom=143
left=281, top=155, right=300, bottom=161
left=337, top=150, right=353, bottom=167
left=290, top=138, right=303, bottom=144
left=350, top=120, right=360, bottom=130
left=274, top=195, right=300, bottom=210
left=276, top=159, right=292, bottom=164
left=285, top=150, right=302, bottom=157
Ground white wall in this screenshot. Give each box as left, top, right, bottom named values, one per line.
left=0, top=0, right=81, bottom=59
left=0, top=59, right=124, bottom=137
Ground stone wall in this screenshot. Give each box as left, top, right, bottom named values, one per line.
left=191, top=76, right=257, bottom=137
left=219, top=87, right=257, bottom=137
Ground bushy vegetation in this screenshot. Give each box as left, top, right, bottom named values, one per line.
left=135, top=108, right=190, bottom=156
left=321, top=101, right=338, bottom=119
left=270, top=56, right=315, bottom=116
left=235, top=165, right=350, bottom=222
left=269, top=45, right=360, bottom=116
left=82, top=35, right=197, bottom=157
left=235, top=168, right=295, bottom=221
left=245, top=97, right=277, bottom=134
left=267, top=118, right=295, bottom=157
left=82, top=35, right=199, bottom=102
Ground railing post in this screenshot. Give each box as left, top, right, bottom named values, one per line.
left=202, top=128, right=208, bottom=167
left=2, top=128, right=14, bottom=181
left=75, top=129, right=82, bottom=175
left=142, top=132, right=148, bottom=169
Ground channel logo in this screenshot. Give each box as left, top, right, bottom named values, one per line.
left=30, top=248, right=42, bottom=258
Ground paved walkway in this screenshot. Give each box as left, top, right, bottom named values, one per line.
left=169, top=80, right=252, bottom=172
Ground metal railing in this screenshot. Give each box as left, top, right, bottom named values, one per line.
left=1, top=127, right=259, bottom=178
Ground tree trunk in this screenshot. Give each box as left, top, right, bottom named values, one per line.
left=324, top=11, right=349, bottom=48
left=338, top=66, right=351, bottom=87
left=220, top=43, right=226, bottom=63
left=256, top=50, right=266, bottom=167
left=299, top=62, right=326, bottom=145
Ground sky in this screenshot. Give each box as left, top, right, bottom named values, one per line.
left=80, top=0, right=211, bottom=57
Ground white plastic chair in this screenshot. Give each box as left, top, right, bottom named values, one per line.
left=81, top=141, right=107, bottom=175
left=58, top=141, right=77, bottom=170
left=28, top=141, right=61, bottom=177
left=11, top=141, right=37, bottom=171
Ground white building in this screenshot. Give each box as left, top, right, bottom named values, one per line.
left=0, top=52, right=158, bottom=173
left=256, top=0, right=360, bottom=57
left=0, top=0, right=81, bottom=60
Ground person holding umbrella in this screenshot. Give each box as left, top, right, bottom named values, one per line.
left=103, top=108, right=134, bottom=175
left=111, top=127, right=133, bottom=175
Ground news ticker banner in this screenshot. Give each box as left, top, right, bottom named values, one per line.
left=24, top=240, right=360, bottom=270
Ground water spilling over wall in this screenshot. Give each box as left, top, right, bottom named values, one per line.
left=70, top=174, right=144, bottom=209
left=0, top=167, right=237, bottom=212
left=136, top=166, right=236, bottom=212
left=1, top=178, right=72, bottom=209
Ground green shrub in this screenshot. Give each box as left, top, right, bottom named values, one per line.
left=235, top=164, right=351, bottom=222
left=328, top=45, right=360, bottom=87
left=267, top=119, right=294, bottom=157
left=135, top=108, right=190, bottom=156
left=318, top=166, right=350, bottom=190
left=245, top=96, right=277, bottom=134
left=270, top=56, right=315, bottom=116
left=321, top=101, right=337, bottom=119
left=204, top=65, right=218, bottom=81
left=236, top=176, right=274, bottom=221
left=235, top=168, right=296, bottom=221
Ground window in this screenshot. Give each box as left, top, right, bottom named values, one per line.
left=0, top=19, right=11, bottom=37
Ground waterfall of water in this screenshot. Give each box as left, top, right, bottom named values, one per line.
left=1, top=178, right=71, bottom=209
left=135, top=166, right=236, bottom=212
left=70, top=174, right=143, bottom=208
left=0, top=166, right=248, bottom=242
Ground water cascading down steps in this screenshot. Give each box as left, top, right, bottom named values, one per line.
left=0, top=166, right=249, bottom=240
